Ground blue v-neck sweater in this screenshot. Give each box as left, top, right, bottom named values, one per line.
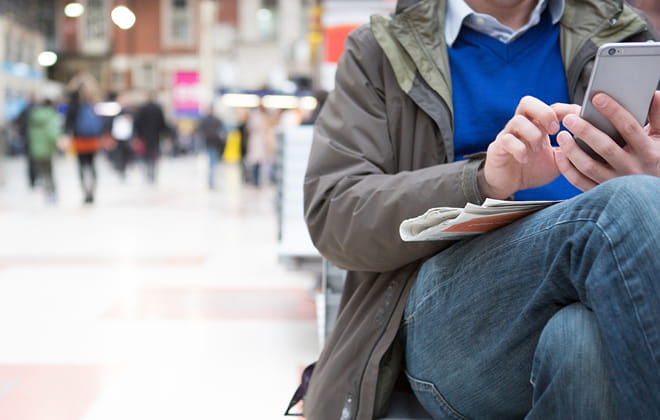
left=448, top=10, right=580, bottom=200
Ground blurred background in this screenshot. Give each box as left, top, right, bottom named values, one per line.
left=0, top=1, right=396, bottom=419
left=0, top=0, right=657, bottom=419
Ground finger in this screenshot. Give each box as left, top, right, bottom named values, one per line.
left=516, top=96, right=560, bottom=134
left=493, top=133, right=529, bottom=164
left=647, top=91, right=660, bottom=134
left=505, top=114, right=546, bottom=151
left=550, top=103, right=581, bottom=121
left=561, top=113, right=629, bottom=169
left=554, top=148, right=598, bottom=191
left=591, top=93, right=647, bottom=149
left=556, top=130, right=616, bottom=183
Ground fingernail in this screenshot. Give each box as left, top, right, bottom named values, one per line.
left=557, top=131, right=573, bottom=147
left=556, top=132, right=567, bottom=145
left=593, top=94, right=608, bottom=108
left=563, top=114, right=577, bottom=128
left=549, top=121, right=560, bottom=134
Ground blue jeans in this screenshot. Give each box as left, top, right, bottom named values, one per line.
left=207, top=147, right=220, bottom=188
left=402, top=175, right=660, bottom=419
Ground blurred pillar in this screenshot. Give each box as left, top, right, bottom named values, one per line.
left=199, top=0, right=217, bottom=108
left=309, top=0, right=323, bottom=89
left=279, top=0, right=302, bottom=57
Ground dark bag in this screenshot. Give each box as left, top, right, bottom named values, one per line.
left=284, top=363, right=315, bottom=416
left=199, top=115, right=226, bottom=151
left=75, top=103, right=104, bottom=137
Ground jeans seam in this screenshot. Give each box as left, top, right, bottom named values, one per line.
left=401, top=312, right=415, bottom=327
left=405, top=371, right=473, bottom=420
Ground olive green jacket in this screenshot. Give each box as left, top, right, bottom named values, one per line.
left=302, top=0, right=657, bottom=418
left=28, top=106, right=61, bottom=161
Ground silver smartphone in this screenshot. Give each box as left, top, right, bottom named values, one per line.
left=576, top=41, right=660, bottom=162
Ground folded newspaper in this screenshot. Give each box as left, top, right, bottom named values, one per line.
left=400, top=199, right=562, bottom=241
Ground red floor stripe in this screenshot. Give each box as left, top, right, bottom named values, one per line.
left=0, top=256, right=207, bottom=267
left=104, top=288, right=317, bottom=320
left=0, top=365, right=111, bottom=420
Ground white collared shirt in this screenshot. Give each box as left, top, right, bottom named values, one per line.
left=445, top=0, right=565, bottom=47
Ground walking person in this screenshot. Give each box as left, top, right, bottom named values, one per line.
left=65, top=71, right=104, bottom=204
left=196, top=105, right=227, bottom=189
left=134, top=92, right=167, bottom=184
left=110, top=95, right=135, bottom=181
left=13, top=94, right=37, bottom=188
left=27, top=98, right=61, bottom=203
left=236, top=107, right=250, bottom=184
left=245, top=104, right=275, bottom=187
left=294, top=0, right=660, bottom=419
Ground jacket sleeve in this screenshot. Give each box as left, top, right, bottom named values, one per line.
left=303, top=26, right=484, bottom=273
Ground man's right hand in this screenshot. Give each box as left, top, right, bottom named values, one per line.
left=478, top=96, right=561, bottom=199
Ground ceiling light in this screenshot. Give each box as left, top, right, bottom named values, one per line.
left=112, top=6, right=136, bottom=30
left=38, top=51, right=58, bottom=67
left=64, top=2, right=84, bottom=18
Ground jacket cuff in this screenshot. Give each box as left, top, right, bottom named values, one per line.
left=461, top=156, right=486, bottom=205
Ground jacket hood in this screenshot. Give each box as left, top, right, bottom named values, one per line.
left=395, top=0, right=422, bottom=13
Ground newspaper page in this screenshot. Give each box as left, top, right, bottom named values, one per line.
left=400, top=199, right=562, bottom=241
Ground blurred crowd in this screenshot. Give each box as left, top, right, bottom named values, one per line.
left=3, top=70, right=326, bottom=205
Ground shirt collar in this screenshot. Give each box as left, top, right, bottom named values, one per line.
left=445, top=0, right=565, bottom=47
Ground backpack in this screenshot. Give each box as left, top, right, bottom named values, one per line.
left=75, top=103, right=104, bottom=137
left=199, top=115, right=226, bottom=149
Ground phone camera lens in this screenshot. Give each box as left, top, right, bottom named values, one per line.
left=608, top=48, right=616, bottom=56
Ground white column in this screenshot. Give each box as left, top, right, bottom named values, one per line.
left=239, top=0, right=260, bottom=42
left=199, top=0, right=217, bottom=107
left=278, top=0, right=302, bottom=49
left=0, top=18, right=6, bottom=127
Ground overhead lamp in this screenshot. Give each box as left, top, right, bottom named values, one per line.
left=261, top=95, right=299, bottom=109
left=64, top=2, right=84, bottom=18
left=221, top=93, right=261, bottom=108
left=299, top=96, right=319, bottom=111
left=111, top=5, right=136, bottom=30
left=38, top=51, right=58, bottom=67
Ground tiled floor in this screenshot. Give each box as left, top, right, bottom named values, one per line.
left=0, top=153, right=319, bottom=419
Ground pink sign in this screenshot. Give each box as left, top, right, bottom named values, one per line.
left=173, top=71, right=200, bottom=116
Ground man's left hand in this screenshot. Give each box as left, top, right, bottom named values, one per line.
left=553, top=91, right=660, bottom=191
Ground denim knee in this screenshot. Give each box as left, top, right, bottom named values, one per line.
left=588, top=175, right=659, bottom=213
left=530, top=303, right=617, bottom=417
left=596, top=174, right=659, bottom=195
left=576, top=175, right=660, bottom=238
left=531, top=304, right=602, bottom=382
